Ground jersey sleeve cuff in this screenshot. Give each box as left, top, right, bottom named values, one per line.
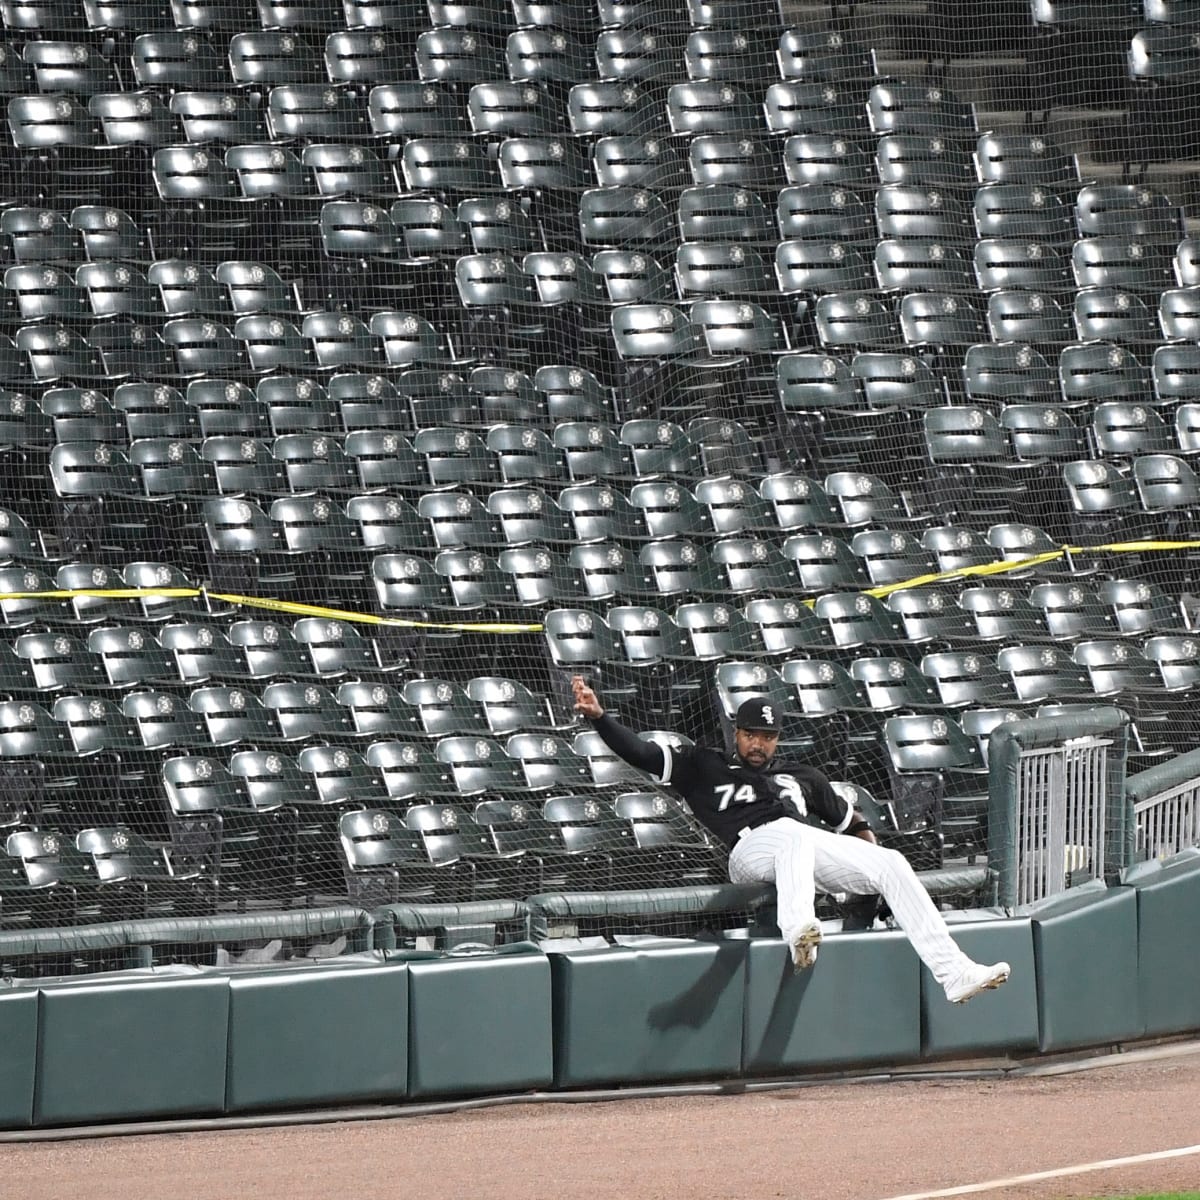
left=655, top=741, right=673, bottom=785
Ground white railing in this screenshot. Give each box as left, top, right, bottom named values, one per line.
left=1134, top=777, right=1200, bottom=862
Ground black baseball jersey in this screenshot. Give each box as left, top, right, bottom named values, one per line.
left=588, top=714, right=854, bottom=848
left=655, top=744, right=854, bottom=849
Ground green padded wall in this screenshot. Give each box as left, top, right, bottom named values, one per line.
left=920, top=919, right=1039, bottom=1059
left=35, top=974, right=230, bottom=1125
left=551, top=938, right=746, bottom=1087
left=225, top=963, right=409, bottom=1112
left=406, top=948, right=553, bottom=1098
left=0, top=989, right=38, bottom=1129
left=742, top=929, right=920, bottom=1074
left=1029, top=885, right=1142, bottom=1052
left=1129, top=856, right=1200, bottom=1037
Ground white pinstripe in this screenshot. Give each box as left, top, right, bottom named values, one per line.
left=727, top=818, right=974, bottom=987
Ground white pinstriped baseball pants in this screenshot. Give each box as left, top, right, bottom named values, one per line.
left=727, top=818, right=974, bottom=987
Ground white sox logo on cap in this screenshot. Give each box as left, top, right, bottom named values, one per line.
left=735, top=698, right=779, bottom=731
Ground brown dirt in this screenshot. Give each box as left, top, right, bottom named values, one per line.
left=5, top=1053, right=1200, bottom=1200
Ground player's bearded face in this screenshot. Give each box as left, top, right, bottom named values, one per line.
left=735, top=728, right=780, bottom=767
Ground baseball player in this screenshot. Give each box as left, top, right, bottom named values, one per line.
left=572, top=676, right=1010, bottom=1004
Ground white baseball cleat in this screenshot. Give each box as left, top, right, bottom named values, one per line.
left=944, top=960, right=1011, bottom=1004
left=789, top=920, right=823, bottom=974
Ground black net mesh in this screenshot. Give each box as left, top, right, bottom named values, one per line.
left=0, top=0, right=1196, bottom=946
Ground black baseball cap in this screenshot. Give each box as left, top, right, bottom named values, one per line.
left=735, top=697, right=782, bottom=733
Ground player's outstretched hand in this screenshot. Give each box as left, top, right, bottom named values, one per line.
left=571, top=675, right=603, bottom=719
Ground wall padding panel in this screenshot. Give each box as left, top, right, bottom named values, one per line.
left=226, top=963, right=409, bottom=1112
left=407, top=949, right=553, bottom=1098
left=1131, top=858, right=1200, bottom=1037
left=551, top=938, right=746, bottom=1087
left=743, top=930, right=920, bottom=1074
left=35, top=975, right=229, bottom=1126
left=920, top=919, right=1039, bottom=1059
left=0, top=989, right=38, bottom=1129
left=1031, top=886, right=1142, bottom=1052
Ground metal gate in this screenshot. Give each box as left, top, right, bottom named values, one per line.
left=1014, top=735, right=1113, bottom=905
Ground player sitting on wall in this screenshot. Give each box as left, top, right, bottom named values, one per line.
left=572, top=675, right=1010, bottom=1004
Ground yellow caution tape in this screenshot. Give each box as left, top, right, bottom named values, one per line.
left=205, top=592, right=543, bottom=634
left=789, top=538, right=1200, bottom=606
left=0, top=587, right=544, bottom=634
left=4, top=534, right=1200, bottom=631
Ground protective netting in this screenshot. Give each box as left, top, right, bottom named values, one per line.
left=0, top=0, right=1198, bottom=936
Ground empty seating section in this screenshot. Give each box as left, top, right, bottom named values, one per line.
left=0, top=0, right=1197, bottom=922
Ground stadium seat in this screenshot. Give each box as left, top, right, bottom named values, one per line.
left=558, top=482, right=643, bottom=542
left=611, top=789, right=718, bottom=883
left=1133, top=453, right=1200, bottom=513
left=75, top=825, right=213, bottom=918
left=1144, top=634, right=1200, bottom=691
left=337, top=807, right=443, bottom=905
left=812, top=591, right=907, bottom=649
left=958, top=583, right=1049, bottom=643
left=776, top=27, right=876, bottom=81
left=973, top=131, right=1080, bottom=187
left=672, top=597, right=753, bottom=662
left=86, top=625, right=176, bottom=688
left=782, top=133, right=875, bottom=188
left=507, top=27, right=591, bottom=82
left=367, top=82, right=465, bottom=141
left=868, top=79, right=977, bottom=137
left=972, top=182, right=1075, bottom=241
left=997, top=641, right=1096, bottom=702
left=591, top=135, right=689, bottom=191
left=1097, top=577, right=1187, bottom=634
left=486, top=487, right=572, bottom=545
left=159, top=622, right=244, bottom=683
left=888, top=590, right=979, bottom=648
left=881, top=712, right=988, bottom=854
left=1072, top=639, right=1167, bottom=697
left=850, top=656, right=942, bottom=712
left=986, top=289, right=1075, bottom=346
left=323, top=30, right=413, bottom=86
left=765, top=81, right=870, bottom=138
left=332, top=683, right=412, bottom=739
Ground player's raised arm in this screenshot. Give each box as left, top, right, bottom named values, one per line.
left=571, top=675, right=666, bottom=778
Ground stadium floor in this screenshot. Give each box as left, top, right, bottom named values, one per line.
left=5, top=1043, right=1199, bottom=1200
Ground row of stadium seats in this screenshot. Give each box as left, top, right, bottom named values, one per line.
left=3, top=188, right=1196, bottom=273
left=25, top=440, right=1200, bottom=539
left=7, top=403, right=1200, bottom=476
left=6, top=659, right=1155, bottom=793
left=545, top=608, right=1200, bottom=697
left=0, top=0, right=800, bottom=37
left=0, top=0, right=1166, bottom=40
left=0, top=575, right=1191, bottom=678
left=7, top=238, right=1200, bottom=329
left=0, top=683, right=573, bottom=751
left=0, top=368, right=618, bottom=436
left=0, top=675, right=1156, bottom=923
left=28, top=184, right=1193, bottom=268
left=0, top=781, right=726, bottom=924
left=0, top=526, right=1190, bottom=615
left=6, top=309, right=1200, bottom=390
left=0, top=18, right=1195, bottom=101
left=3, top=34, right=878, bottom=93
left=10, top=349, right=1200, bottom=437
left=11, top=123, right=1105, bottom=189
